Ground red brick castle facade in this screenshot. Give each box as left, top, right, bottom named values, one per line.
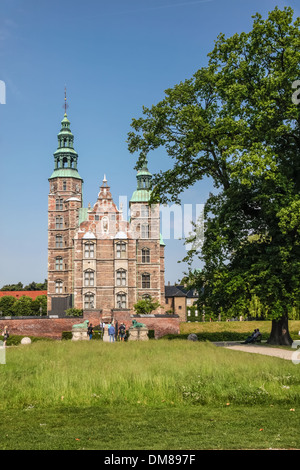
left=47, top=109, right=166, bottom=317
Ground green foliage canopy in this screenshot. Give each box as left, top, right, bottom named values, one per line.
left=134, top=296, right=161, bottom=315
left=127, top=7, right=300, bottom=341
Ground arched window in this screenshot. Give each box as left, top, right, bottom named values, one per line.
left=84, top=270, right=95, bottom=287
left=84, top=242, right=95, bottom=258
left=55, top=257, right=63, bottom=270
left=84, top=292, right=95, bottom=309
left=142, top=248, right=150, bottom=263
left=55, top=280, right=63, bottom=294
left=116, top=292, right=126, bottom=309
left=116, top=242, right=126, bottom=259
left=142, top=273, right=150, bottom=289
left=116, top=269, right=126, bottom=287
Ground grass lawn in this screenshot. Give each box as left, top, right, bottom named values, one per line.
left=0, top=405, right=299, bottom=450
left=0, top=332, right=299, bottom=450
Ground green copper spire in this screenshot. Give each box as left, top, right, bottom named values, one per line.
left=49, top=91, right=83, bottom=180
left=130, top=155, right=152, bottom=202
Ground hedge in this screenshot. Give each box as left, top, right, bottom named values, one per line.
left=159, top=332, right=269, bottom=342
left=0, top=335, right=53, bottom=346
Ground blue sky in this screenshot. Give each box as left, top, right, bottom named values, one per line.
left=0, top=0, right=298, bottom=287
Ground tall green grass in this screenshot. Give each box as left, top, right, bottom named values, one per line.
left=1, top=340, right=300, bottom=410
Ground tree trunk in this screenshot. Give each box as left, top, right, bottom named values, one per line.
left=267, top=315, right=293, bottom=346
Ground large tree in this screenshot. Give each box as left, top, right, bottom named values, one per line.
left=127, top=7, right=300, bottom=345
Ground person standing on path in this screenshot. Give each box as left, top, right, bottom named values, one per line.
left=108, top=323, right=115, bottom=342
left=2, top=326, right=9, bottom=347
left=119, top=323, right=126, bottom=342
left=87, top=323, right=93, bottom=340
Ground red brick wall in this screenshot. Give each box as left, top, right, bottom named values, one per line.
left=0, top=318, right=77, bottom=339
left=0, top=312, right=180, bottom=340
left=108, top=312, right=180, bottom=339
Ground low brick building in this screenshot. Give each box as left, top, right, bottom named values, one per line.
left=165, top=285, right=199, bottom=321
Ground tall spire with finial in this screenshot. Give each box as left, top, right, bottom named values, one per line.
left=129, top=154, right=152, bottom=202
left=64, top=86, right=69, bottom=116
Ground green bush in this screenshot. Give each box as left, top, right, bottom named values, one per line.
left=0, top=334, right=53, bottom=346
left=61, top=331, right=72, bottom=340
left=0, top=296, right=17, bottom=316
left=0, top=295, right=48, bottom=317
left=65, top=308, right=83, bottom=317
left=159, top=332, right=269, bottom=342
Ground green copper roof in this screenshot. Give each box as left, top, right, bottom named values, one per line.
left=160, top=233, right=166, bottom=246
left=130, top=189, right=151, bottom=203
left=49, top=168, right=83, bottom=180
left=78, top=207, right=89, bottom=225
left=130, top=156, right=153, bottom=202
left=50, top=110, right=82, bottom=179
left=53, top=147, right=78, bottom=156
left=137, top=168, right=152, bottom=177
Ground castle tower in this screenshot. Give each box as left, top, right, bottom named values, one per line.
left=129, top=158, right=165, bottom=311
left=47, top=104, right=83, bottom=314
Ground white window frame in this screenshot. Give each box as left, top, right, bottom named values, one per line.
left=55, top=280, right=63, bottom=294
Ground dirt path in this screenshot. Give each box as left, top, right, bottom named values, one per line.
left=224, top=344, right=296, bottom=361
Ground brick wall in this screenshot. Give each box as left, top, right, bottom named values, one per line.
left=0, top=317, right=77, bottom=340
left=0, top=312, right=180, bottom=340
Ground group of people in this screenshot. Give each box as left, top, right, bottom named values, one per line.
left=87, top=320, right=126, bottom=342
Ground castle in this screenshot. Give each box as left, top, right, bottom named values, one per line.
left=47, top=109, right=166, bottom=318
